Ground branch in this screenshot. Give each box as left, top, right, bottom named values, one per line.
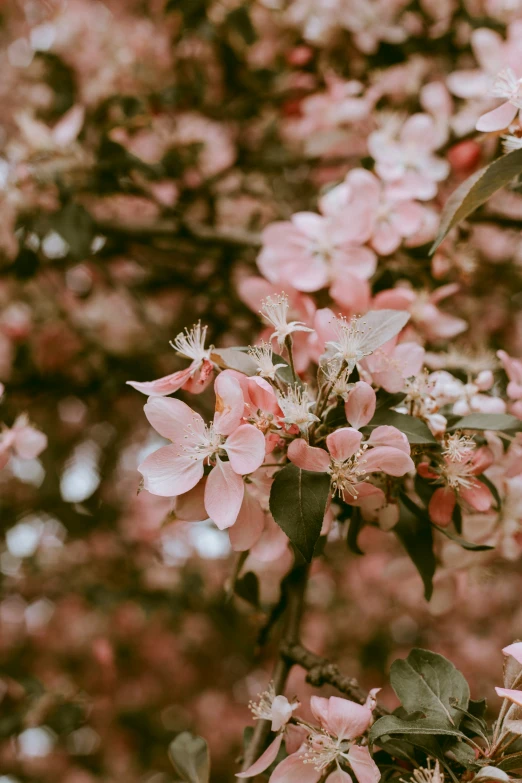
left=94, top=216, right=262, bottom=246
left=281, top=642, right=390, bottom=718
left=240, top=564, right=309, bottom=772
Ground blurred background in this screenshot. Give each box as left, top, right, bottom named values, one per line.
left=1, top=1, right=522, bottom=781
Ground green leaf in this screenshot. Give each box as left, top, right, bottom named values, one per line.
left=430, top=148, right=522, bottom=253
left=269, top=465, right=331, bottom=562
left=395, top=500, right=436, bottom=600
left=390, top=649, right=470, bottom=727
left=479, top=474, right=501, bottom=509
left=347, top=506, right=364, bottom=555
left=375, top=389, right=407, bottom=411
left=234, top=572, right=259, bottom=607
left=362, top=410, right=437, bottom=444
left=448, top=413, right=522, bottom=432
left=444, top=739, right=478, bottom=768
left=211, top=348, right=257, bottom=376
left=271, top=351, right=303, bottom=388
left=169, top=732, right=210, bottom=783
left=431, top=524, right=494, bottom=552
left=370, top=714, right=466, bottom=743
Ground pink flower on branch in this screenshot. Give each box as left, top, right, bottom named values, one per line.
left=127, top=322, right=214, bottom=397
left=138, top=396, right=265, bottom=529
left=288, top=425, right=413, bottom=505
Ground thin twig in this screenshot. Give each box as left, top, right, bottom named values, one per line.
left=241, top=564, right=309, bottom=772
left=280, top=642, right=390, bottom=718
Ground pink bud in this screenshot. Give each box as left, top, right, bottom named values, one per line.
left=345, top=382, right=376, bottom=429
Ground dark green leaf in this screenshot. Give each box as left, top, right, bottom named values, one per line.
left=395, top=500, right=436, bottom=600
left=448, top=413, right=522, bottom=432
left=370, top=714, right=466, bottom=742
left=211, top=348, right=257, bottom=376
left=234, top=572, right=259, bottom=607
left=324, top=400, right=348, bottom=428
left=431, top=148, right=522, bottom=253
left=271, top=351, right=303, bottom=388
left=347, top=506, right=364, bottom=555
left=363, top=410, right=437, bottom=444
left=414, top=474, right=436, bottom=507
left=375, top=389, right=407, bottom=411
left=169, top=732, right=210, bottom=783
left=444, top=739, right=478, bottom=767
left=390, top=648, right=470, bottom=727
left=478, top=473, right=501, bottom=509
left=431, top=524, right=493, bottom=552
left=269, top=464, right=331, bottom=562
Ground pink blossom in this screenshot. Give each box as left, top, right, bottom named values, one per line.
left=0, top=414, right=47, bottom=470
left=448, top=23, right=522, bottom=101
left=138, top=396, right=265, bottom=529
left=373, top=284, right=467, bottom=342
left=418, top=435, right=495, bottom=526
left=288, top=426, right=413, bottom=504
left=127, top=322, right=214, bottom=397
left=476, top=67, right=522, bottom=132
left=257, top=178, right=377, bottom=305
left=361, top=338, right=425, bottom=393
left=368, top=114, right=449, bottom=200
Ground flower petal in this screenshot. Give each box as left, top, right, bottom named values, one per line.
left=345, top=383, right=376, bottom=429
left=327, top=428, right=362, bottom=461
left=326, top=768, right=353, bottom=783
left=348, top=745, right=381, bottom=783
left=503, top=643, right=522, bottom=666
left=288, top=439, right=330, bottom=472
left=214, top=371, right=245, bottom=435
left=143, top=396, right=203, bottom=442
left=205, top=458, right=245, bottom=529
left=362, top=446, right=414, bottom=476
left=269, top=749, right=322, bottom=783
left=368, top=426, right=410, bottom=455
left=476, top=101, right=518, bottom=132
left=228, top=490, right=265, bottom=551
left=225, top=424, right=266, bottom=475
left=127, top=367, right=193, bottom=397
left=138, top=445, right=203, bottom=497
left=460, top=479, right=493, bottom=512
left=496, top=687, right=522, bottom=708
left=236, top=734, right=283, bottom=778
left=429, top=487, right=456, bottom=527
left=325, top=697, right=373, bottom=740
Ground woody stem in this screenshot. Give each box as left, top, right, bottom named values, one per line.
left=240, top=563, right=309, bottom=772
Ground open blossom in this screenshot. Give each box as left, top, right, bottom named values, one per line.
left=138, top=396, right=265, bottom=529
left=260, top=293, right=314, bottom=348
left=257, top=179, right=377, bottom=308
left=277, top=384, right=320, bottom=433
left=127, top=322, right=214, bottom=397
left=249, top=683, right=300, bottom=731
left=318, top=309, right=411, bottom=373
left=477, top=67, right=522, bottom=132
left=239, top=691, right=380, bottom=783
left=368, top=113, right=449, bottom=201
left=0, top=414, right=47, bottom=470
left=248, top=342, right=286, bottom=380
left=373, top=284, right=467, bottom=342
left=419, top=434, right=495, bottom=526
left=288, top=426, right=414, bottom=504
